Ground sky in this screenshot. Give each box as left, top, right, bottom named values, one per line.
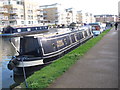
left=33, top=0, right=119, bottom=15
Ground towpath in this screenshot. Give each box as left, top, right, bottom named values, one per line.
left=49, top=25, right=119, bottom=88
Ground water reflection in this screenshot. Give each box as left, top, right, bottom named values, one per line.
left=1, top=37, right=16, bottom=89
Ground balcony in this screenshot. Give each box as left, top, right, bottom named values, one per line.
left=37, top=17, right=43, bottom=20
left=43, top=11, right=47, bottom=13
left=43, top=19, right=48, bottom=21
left=37, top=11, right=43, bottom=15
left=9, top=16, right=19, bottom=20
left=0, top=16, right=8, bottom=20
left=3, top=2, right=13, bottom=8
left=0, top=8, right=8, bottom=14
left=0, top=10, right=8, bottom=14
left=9, top=11, right=17, bottom=14
left=9, top=17, right=16, bottom=20
left=43, top=15, right=47, bottom=18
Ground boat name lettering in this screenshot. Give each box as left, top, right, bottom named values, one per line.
left=57, top=40, right=64, bottom=47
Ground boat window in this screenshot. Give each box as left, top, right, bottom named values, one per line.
left=52, top=43, right=55, bottom=47
left=31, top=27, right=35, bottom=31
left=92, top=27, right=95, bottom=30
left=71, top=34, right=76, bottom=43
left=79, top=32, right=84, bottom=39
left=17, top=29, right=21, bottom=32
left=27, top=28, right=31, bottom=31
left=41, top=27, right=43, bottom=29
left=75, top=33, right=81, bottom=40
left=64, top=39, right=67, bottom=43
left=37, top=27, right=39, bottom=30
left=0, top=28, right=3, bottom=32
left=84, top=31, right=88, bottom=37
left=92, top=26, right=100, bottom=30
left=22, top=28, right=27, bottom=32
left=42, top=39, right=58, bottom=54
left=20, top=37, right=42, bottom=56
left=45, top=26, right=48, bottom=29
left=64, top=36, right=71, bottom=46
left=88, top=29, right=91, bottom=35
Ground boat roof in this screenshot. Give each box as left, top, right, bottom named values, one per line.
left=26, top=26, right=90, bottom=38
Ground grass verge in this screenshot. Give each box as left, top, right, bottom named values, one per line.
left=20, top=28, right=111, bottom=88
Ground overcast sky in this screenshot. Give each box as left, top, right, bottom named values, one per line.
left=33, top=0, right=119, bottom=15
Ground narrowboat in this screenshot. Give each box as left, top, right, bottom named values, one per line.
left=89, top=23, right=105, bottom=36
left=7, top=25, right=93, bottom=74
left=0, top=26, right=49, bottom=37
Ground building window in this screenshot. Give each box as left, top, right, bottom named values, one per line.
left=17, top=1, right=20, bottom=4
left=28, top=21, right=31, bottom=24
left=21, top=15, right=24, bottom=18
left=40, top=15, right=43, bottom=17
left=31, top=10, right=33, bottom=13
left=13, top=8, right=17, bottom=10
left=28, top=10, right=33, bottom=14
left=31, top=21, right=33, bottom=24
left=17, top=1, right=23, bottom=5
left=28, top=15, right=30, bottom=19
left=8, top=1, right=11, bottom=4
left=31, top=16, right=33, bottom=19
left=21, top=21, right=24, bottom=24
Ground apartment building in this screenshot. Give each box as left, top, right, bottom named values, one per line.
left=65, top=8, right=73, bottom=25
left=24, top=0, right=42, bottom=26
left=0, top=0, right=9, bottom=26
left=66, top=8, right=78, bottom=25
left=39, top=3, right=68, bottom=25
left=76, top=11, right=95, bottom=25
left=0, top=0, right=43, bottom=26
left=36, top=8, right=44, bottom=25
left=82, top=12, right=95, bottom=24
left=76, top=11, right=82, bottom=24
left=94, top=14, right=118, bottom=22
left=1, top=0, right=24, bottom=26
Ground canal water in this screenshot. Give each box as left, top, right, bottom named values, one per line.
left=1, top=37, right=17, bottom=89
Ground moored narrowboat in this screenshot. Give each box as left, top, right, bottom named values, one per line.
left=0, top=26, right=49, bottom=37
left=7, top=25, right=93, bottom=74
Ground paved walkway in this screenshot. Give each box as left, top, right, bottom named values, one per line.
left=49, top=26, right=119, bottom=88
